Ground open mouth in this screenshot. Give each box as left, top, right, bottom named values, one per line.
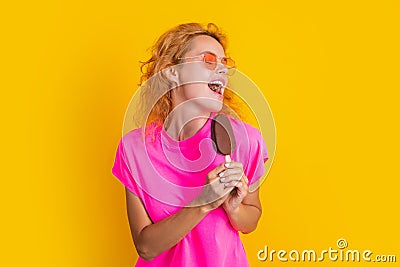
left=208, top=80, right=224, bottom=95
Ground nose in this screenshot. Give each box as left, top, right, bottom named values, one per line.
left=216, top=62, right=228, bottom=75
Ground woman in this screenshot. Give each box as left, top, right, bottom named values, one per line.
left=112, top=22, right=268, bottom=266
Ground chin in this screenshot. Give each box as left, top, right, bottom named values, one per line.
left=208, top=102, right=223, bottom=113
left=192, top=97, right=223, bottom=113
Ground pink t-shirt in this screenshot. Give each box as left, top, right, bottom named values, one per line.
left=112, top=113, right=268, bottom=266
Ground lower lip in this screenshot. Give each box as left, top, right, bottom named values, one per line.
left=210, top=88, right=224, bottom=100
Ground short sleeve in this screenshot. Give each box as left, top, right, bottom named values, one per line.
left=111, top=140, right=141, bottom=196
left=244, top=128, right=269, bottom=185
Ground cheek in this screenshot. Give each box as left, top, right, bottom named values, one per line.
left=177, top=63, right=214, bottom=100
left=181, top=83, right=210, bottom=98
left=178, top=63, right=210, bottom=85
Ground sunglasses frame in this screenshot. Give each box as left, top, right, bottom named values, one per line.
left=178, top=51, right=236, bottom=73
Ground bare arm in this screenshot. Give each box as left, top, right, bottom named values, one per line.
left=125, top=189, right=208, bottom=261
left=125, top=163, right=231, bottom=261
left=223, top=189, right=262, bottom=233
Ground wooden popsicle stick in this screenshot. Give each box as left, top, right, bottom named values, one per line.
left=225, top=155, right=231, bottom=163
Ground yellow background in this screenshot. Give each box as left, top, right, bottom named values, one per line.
left=1, top=0, right=399, bottom=266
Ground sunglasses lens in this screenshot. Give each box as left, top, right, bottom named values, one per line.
left=202, top=52, right=236, bottom=74
left=203, top=52, right=218, bottom=70
left=223, top=58, right=235, bottom=68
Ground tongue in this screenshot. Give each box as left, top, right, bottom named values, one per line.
left=208, top=83, right=220, bottom=91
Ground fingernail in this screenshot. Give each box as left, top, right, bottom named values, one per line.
left=224, top=163, right=230, bottom=168
left=218, top=172, right=224, bottom=177
left=219, top=178, right=225, bottom=182
left=225, top=182, right=230, bottom=187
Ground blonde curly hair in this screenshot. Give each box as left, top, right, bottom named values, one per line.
left=135, top=22, right=241, bottom=128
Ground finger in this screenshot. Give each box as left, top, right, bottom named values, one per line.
left=235, top=181, right=248, bottom=197
left=207, top=163, right=227, bottom=181
left=224, top=161, right=243, bottom=170
left=219, top=173, right=243, bottom=184
left=218, top=168, right=243, bottom=178
left=223, top=180, right=241, bottom=188
left=227, top=174, right=248, bottom=186
left=212, top=178, right=235, bottom=194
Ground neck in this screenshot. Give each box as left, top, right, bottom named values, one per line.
left=164, top=108, right=211, bottom=141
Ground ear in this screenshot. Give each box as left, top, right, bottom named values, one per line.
left=163, top=66, right=180, bottom=85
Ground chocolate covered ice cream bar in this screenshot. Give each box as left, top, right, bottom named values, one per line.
left=211, top=114, right=236, bottom=162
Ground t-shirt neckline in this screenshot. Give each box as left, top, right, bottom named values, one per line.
left=161, top=112, right=216, bottom=148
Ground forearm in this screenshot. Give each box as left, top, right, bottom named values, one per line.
left=135, top=206, right=208, bottom=261
left=226, top=203, right=261, bottom=234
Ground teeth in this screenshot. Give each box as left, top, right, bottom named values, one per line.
left=208, top=80, right=224, bottom=92
left=209, top=80, right=223, bottom=86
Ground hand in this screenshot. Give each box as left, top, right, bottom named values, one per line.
left=189, top=163, right=234, bottom=213
left=220, top=161, right=249, bottom=214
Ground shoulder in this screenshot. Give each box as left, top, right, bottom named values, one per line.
left=120, top=122, right=162, bottom=145
left=121, top=127, right=144, bottom=143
